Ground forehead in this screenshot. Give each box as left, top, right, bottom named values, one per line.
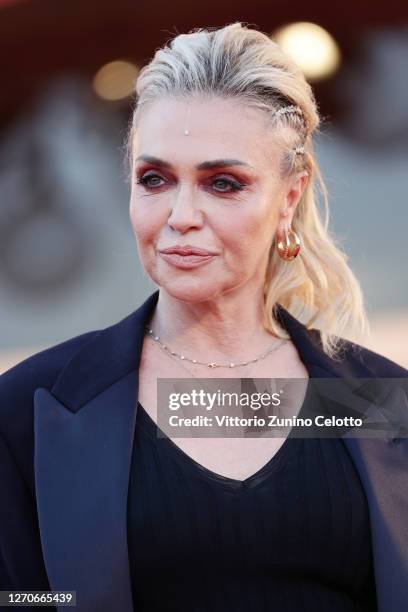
left=132, top=96, right=283, bottom=168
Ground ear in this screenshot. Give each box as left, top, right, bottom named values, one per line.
left=277, top=171, right=309, bottom=238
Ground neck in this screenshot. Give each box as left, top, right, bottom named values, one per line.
left=148, top=284, right=280, bottom=364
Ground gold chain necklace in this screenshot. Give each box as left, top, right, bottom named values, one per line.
left=144, top=326, right=288, bottom=369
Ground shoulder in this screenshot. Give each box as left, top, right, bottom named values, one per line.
left=315, top=329, right=408, bottom=378
left=275, top=303, right=407, bottom=378
left=0, top=328, right=102, bottom=492
left=0, top=329, right=101, bottom=430
left=350, top=343, right=407, bottom=377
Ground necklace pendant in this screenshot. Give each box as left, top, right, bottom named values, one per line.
left=208, top=362, right=217, bottom=368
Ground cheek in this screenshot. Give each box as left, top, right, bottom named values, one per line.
left=219, top=208, right=276, bottom=254
left=131, top=217, right=153, bottom=245
left=130, top=198, right=160, bottom=245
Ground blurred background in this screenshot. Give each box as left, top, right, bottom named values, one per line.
left=0, top=0, right=407, bottom=373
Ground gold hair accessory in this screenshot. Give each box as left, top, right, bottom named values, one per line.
left=274, top=106, right=306, bottom=155
left=274, top=105, right=304, bottom=120
left=277, top=227, right=301, bottom=260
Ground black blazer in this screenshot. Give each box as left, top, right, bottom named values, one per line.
left=1, top=289, right=407, bottom=612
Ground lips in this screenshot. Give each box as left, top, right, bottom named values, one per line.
left=159, top=245, right=217, bottom=256
left=159, top=249, right=217, bottom=269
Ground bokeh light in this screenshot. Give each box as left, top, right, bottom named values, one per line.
left=92, top=60, right=139, bottom=101
left=273, top=22, right=341, bottom=81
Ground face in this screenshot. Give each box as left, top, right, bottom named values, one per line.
left=129, top=95, right=306, bottom=302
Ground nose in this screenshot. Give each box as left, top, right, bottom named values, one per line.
left=167, top=183, right=204, bottom=233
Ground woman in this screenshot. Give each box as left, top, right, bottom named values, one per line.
left=0, top=21, right=407, bottom=612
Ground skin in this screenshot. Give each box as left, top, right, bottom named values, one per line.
left=129, top=95, right=308, bottom=367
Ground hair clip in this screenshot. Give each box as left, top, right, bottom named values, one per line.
left=274, top=105, right=303, bottom=119
left=293, top=144, right=305, bottom=155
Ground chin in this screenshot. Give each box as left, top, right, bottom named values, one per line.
left=157, top=278, right=223, bottom=303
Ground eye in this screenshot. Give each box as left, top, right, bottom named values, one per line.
left=136, top=171, right=247, bottom=195
left=136, top=172, right=166, bottom=189
left=211, top=176, right=246, bottom=193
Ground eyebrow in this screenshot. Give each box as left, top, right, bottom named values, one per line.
left=135, top=155, right=253, bottom=171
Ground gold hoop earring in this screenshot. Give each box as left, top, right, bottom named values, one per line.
left=277, top=227, right=301, bottom=260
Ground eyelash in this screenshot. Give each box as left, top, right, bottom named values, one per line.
left=136, top=172, right=246, bottom=194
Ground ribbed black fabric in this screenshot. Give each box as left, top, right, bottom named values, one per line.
left=127, top=390, right=377, bottom=612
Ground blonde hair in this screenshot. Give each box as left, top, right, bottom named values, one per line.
left=125, top=21, right=370, bottom=360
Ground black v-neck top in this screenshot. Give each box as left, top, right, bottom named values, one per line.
left=127, top=383, right=377, bottom=612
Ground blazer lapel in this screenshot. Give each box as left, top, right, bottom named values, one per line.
left=34, top=290, right=408, bottom=612
left=33, top=291, right=159, bottom=612
left=34, top=373, right=137, bottom=612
